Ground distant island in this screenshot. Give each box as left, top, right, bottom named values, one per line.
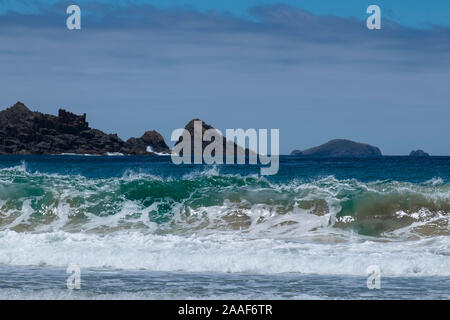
left=0, top=102, right=169, bottom=155
left=409, top=150, right=430, bottom=157
left=291, top=139, right=382, bottom=158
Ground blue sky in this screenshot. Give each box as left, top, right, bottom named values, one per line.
left=1, top=0, right=450, bottom=28
left=0, top=1, right=449, bottom=155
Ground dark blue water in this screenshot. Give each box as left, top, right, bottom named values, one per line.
left=0, top=155, right=449, bottom=182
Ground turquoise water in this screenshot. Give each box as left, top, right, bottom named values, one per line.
left=0, top=155, right=449, bottom=299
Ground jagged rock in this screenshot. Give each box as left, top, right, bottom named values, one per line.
left=291, top=139, right=382, bottom=158
left=123, top=130, right=170, bottom=155
left=0, top=102, right=169, bottom=155
left=409, top=150, right=430, bottom=157
left=174, top=119, right=254, bottom=157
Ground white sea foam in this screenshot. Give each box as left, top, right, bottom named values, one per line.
left=0, top=230, right=448, bottom=277
left=146, top=146, right=171, bottom=156
left=0, top=287, right=321, bottom=300
left=106, top=152, right=125, bottom=156
left=59, top=153, right=101, bottom=156
left=424, top=177, right=445, bottom=186
left=1, top=163, right=449, bottom=279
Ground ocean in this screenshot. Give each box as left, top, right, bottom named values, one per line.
left=0, top=155, right=449, bottom=299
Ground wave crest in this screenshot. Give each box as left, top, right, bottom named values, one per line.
left=0, top=164, right=448, bottom=238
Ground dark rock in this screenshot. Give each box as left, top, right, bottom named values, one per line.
left=0, top=102, right=170, bottom=155
left=409, top=150, right=430, bottom=157
left=123, top=130, right=170, bottom=155
left=291, top=139, right=382, bottom=158
left=174, top=119, right=255, bottom=157
left=290, top=149, right=303, bottom=156
left=141, top=131, right=170, bottom=153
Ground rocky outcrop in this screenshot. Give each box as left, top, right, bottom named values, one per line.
left=291, top=139, right=382, bottom=158
left=0, top=102, right=169, bottom=155
left=123, top=130, right=170, bottom=155
left=174, top=119, right=255, bottom=157
left=409, top=150, right=430, bottom=157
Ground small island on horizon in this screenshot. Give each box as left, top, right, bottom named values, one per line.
left=409, top=150, right=430, bottom=157
left=290, top=139, right=382, bottom=158
left=0, top=102, right=437, bottom=157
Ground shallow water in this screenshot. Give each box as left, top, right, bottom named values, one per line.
left=1, top=265, right=449, bottom=300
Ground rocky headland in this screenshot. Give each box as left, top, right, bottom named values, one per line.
left=0, top=102, right=169, bottom=155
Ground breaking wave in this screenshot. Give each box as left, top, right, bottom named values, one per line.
left=0, top=162, right=448, bottom=238
left=0, top=162, right=449, bottom=276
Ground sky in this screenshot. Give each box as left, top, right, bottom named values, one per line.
left=0, top=0, right=449, bottom=155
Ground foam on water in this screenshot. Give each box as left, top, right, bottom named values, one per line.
left=146, top=146, right=171, bottom=156
left=1, top=164, right=448, bottom=237
left=0, top=288, right=322, bottom=300
left=0, top=230, right=448, bottom=277
left=0, top=159, right=449, bottom=281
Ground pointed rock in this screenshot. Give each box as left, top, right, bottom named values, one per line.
left=174, top=119, right=255, bottom=157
